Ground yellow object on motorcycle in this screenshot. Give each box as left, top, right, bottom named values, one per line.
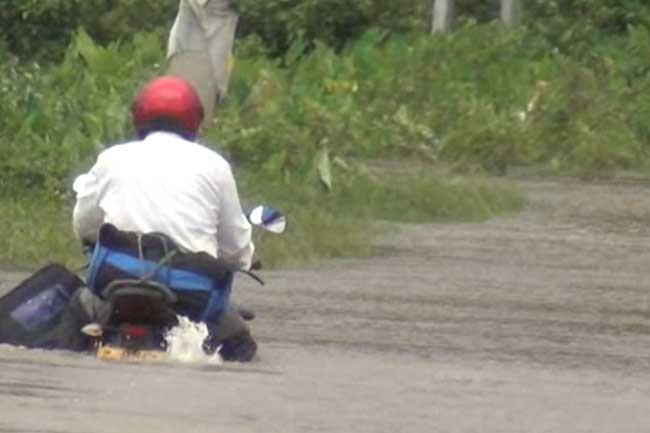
left=96, top=345, right=167, bottom=363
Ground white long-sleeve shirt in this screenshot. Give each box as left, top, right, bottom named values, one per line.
left=72, top=131, right=254, bottom=270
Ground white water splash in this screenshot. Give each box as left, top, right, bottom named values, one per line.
left=164, top=316, right=222, bottom=365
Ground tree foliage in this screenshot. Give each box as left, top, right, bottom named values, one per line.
left=0, top=0, right=176, bottom=61
left=1, top=0, right=425, bottom=61
left=524, top=0, right=650, bottom=57
left=3, top=0, right=650, bottom=62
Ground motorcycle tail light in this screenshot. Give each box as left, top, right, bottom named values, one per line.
left=122, top=325, right=150, bottom=339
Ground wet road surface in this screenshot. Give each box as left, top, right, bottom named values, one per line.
left=2, top=178, right=650, bottom=432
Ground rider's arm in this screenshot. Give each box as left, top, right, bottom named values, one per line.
left=216, top=165, right=255, bottom=271
left=72, top=163, right=105, bottom=243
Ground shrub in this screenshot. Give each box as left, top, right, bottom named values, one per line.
left=0, top=0, right=176, bottom=61
left=0, top=30, right=165, bottom=195
left=3, top=21, right=650, bottom=197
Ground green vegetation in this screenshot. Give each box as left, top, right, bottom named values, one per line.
left=0, top=174, right=522, bottom=269
left=242, top=171, right=523, bottom=268
left=0, top=195, right=79, bottom=270
left=0, top=0, right=424, bottom=61
left=4, top=1, right=649, bottom=62
left=2, top=1, right=649, bottom=267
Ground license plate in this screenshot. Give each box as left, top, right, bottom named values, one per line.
left=96, top=346, right=167, bottom=363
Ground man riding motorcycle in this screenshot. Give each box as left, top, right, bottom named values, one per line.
left=0, top=76, right=258, bottom=362
left=71, top=75, right=258, bottom=361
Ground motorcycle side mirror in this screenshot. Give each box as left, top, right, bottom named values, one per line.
left=248, top=206, right=287, bottom=234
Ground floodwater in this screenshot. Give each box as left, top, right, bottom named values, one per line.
left=2, top=178, right=650, bottom=433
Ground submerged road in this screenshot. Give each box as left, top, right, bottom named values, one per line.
left=2, top=178, right=650, bottom=433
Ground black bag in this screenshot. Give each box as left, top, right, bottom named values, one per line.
left=0, top=263, right=86, bottom=349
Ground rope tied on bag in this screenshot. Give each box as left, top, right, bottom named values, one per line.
left=136, top=233, right=178, bottom=285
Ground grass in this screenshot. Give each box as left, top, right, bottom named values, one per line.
left=0, top=193, right=84, bottom=271
left=0, top=172, right=524, bottom=270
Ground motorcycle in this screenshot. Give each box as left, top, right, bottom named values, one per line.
left=80, top=205, right=287, bottom=362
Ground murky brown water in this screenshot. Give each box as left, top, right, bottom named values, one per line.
left=2, top=178, right=650, bottom=433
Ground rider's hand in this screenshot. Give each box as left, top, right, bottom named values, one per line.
left=81, top=240, right=96, bottom=254
left=250, top=258, right=262, bottom=271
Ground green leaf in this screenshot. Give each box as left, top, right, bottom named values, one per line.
left=315, top=148, right=332, bottom=191
left=74, top=28, right=98, bottom=65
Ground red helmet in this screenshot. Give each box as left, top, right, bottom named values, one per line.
left=132, top=76, right=204, bottom=140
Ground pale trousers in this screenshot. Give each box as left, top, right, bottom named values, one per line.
left=167, top=0, right=239, bottom=103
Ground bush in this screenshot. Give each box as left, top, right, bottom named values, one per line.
left=237, top=0, right=426, bottom=55
left=524, top=0, right=650, bottom=57
left=4, top=21, right=650, bottom=197
left=0, top=30, right=165, bottom=195
left=1, top=0, right=426, bottom=62
left=0, top=0, right=176, bottom=61
left=5, top=0, right=650, bottom=65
